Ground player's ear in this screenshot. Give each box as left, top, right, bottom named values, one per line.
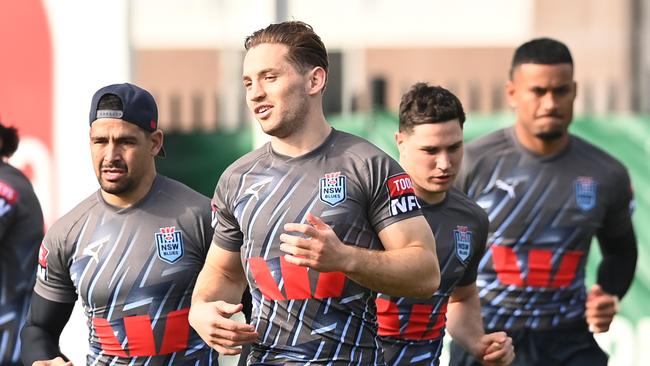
left=150, top=130, right=164, bottom=157
left=307, top=66, right=326, bottom=95
left=395, top=131, right=405, bottom=152
left=505, top=80, right=517, bottom=109
left=572, top=80, right=578, bottom=100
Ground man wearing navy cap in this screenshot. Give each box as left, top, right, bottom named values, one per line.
left=20, top=83, right=218, bottom=364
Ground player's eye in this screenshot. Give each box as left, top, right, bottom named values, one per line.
left=531, top=87, right=547, bottom=96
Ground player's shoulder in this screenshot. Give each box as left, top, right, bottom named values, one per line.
left=154, top=175, right=211, bottom=220
left=329, top=129, right=398, bottom=172
left=464, top=127, right=513, bottom=158
left=47, top=192, right=101, bottom=241
left=156, top=175, right=209, bottom=204
left=448, top=187, right=489, bottom=226
left=570, top=134, right=629, bottom=173
left=332, top=129, right=387, bottom=157
left=219, top=143, right=271, bottom=183
left=0, top=162, right=35, bottom=194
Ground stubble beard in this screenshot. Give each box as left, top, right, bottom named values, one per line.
left=264, top=95, right=310, bottom=139
left=99, top=175, right=134, bottom=196
left=98, top=162, right=133, bottom=195
left=535, top=130, right=565, bottom=141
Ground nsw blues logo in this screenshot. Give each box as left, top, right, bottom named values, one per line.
left=155, top=226, right=184, bottom=264
left=454, top=225, right=472, bottom=263
left=575, top=177, right=597, bottom=212
left=319, top=172, right=347, bottom=206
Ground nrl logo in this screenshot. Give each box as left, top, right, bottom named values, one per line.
left=319, top=171, right=347, bottom=206
left=155, top=226, right=184, bottom=264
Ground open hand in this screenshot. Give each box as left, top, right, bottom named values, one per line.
left=280, top=213, right=351, bottom=272
left=189, top=300, right=258, bottom=355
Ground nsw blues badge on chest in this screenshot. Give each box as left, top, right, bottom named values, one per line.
left=575, top=176, right=597, bottom=212
left=155, top=226, right=184, bottom=264
left=319, top=171, right=347, bottom=206
left=454, top=225, right=472, bottom=263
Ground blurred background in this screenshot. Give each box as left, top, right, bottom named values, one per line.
left=1, top=0, right=648, bottom=364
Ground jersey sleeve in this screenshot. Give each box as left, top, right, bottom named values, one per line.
left=600, top=167, right=634, bottom=237
left=457, top=208, right=489, bottom=287
left=365, top=153, right=422, bottom=233
left=211, top=171, right=244, bottom=251
left=0, top=179, right=19, bottom=240
left=33, top=225, right=77, bottom=304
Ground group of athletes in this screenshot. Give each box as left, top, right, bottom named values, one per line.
left=0, top=20, right=637, bottom=366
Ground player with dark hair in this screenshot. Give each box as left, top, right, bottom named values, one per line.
left=376, top=82, right=514, bottom=366
left=21, top=83, right=218, bottom=365
left=0, top=121, right=44, bottom=365
left=449, top=37, right=638, bottom=365
left=189, top=21, right=440, bottom=365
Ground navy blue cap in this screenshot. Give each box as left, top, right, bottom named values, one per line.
left=89, top=83, right=165, bottom=157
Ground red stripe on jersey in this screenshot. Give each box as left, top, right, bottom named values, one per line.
left=314, top=271, right=346, bottom=298
left=491, top=245, right=524, bottom=286
left=421, top=302, right=447, bottom=340
left=249, top=257, right=285, bottom=300
left=92, top=317, right=128, bottom=357
left=159, top=308, right=190, bottom=354
left=124, top=314, right=156, bottom=356
left=403, top=303, right=434, bottom=340
left=526, top=249, right=553, bottom=287
left=375, top=298, right=400, bottom=337
left=387, top=174, right=415, bottom=198
left=280, top=256, right=311, bottom=300
left=551, top=250, right=584, bottom=288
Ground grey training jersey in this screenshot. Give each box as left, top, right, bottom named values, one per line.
left=34, top=175, right=217, bottom=364
left=456, top=127, right=634, bottom=331
left=212, top=129, right=422, bottom=365
left=377, top=188, right=488, bottom=366
left=0, top=162, right=44, bottom=365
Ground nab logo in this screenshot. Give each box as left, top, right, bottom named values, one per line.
left=386, top=173, right=420, bottom=216
left=319, top=171, right=347, bottom=206
left=155, top=227, right=184, bottom=264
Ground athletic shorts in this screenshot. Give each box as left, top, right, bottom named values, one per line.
left=448, top=323, right=607, bottom=366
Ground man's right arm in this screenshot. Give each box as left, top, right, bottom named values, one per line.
left=21, top=293, right=74, bottom=365
left=188, top=244, right=258, bottom=355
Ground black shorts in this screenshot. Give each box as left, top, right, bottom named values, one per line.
left=448, top=323, right=607, bottom=366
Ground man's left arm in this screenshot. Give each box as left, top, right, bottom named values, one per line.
left=587, top=166, right=638, bottom=333
left=588, top=226, right=637, bottom=333
left=281, top=213, right=439, bottom=298
left=447, top=284, right=514, bottom=366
